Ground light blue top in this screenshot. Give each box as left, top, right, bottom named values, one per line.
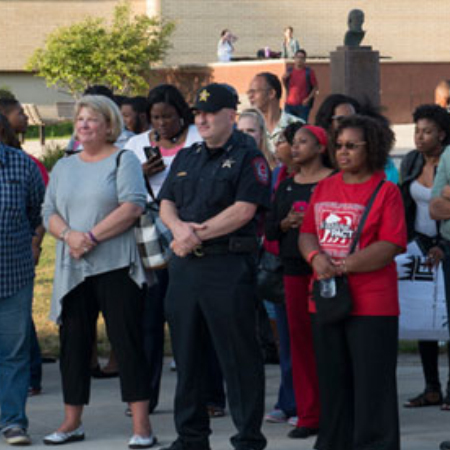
left=431, top=145, right=450, bottom=240
left=42, top=150, right=147, bottom=323
left=384, top=157, right=399, bottom=184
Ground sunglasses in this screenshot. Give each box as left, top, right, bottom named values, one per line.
left=335, top=141, right=366, bottom=150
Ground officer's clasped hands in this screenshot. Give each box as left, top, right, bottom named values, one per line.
left=171, top=221, right=207, bottom=257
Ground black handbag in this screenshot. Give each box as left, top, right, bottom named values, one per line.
left=256, top=249, right=285, bottom=304
left=312, top=180, right=385, bottom=325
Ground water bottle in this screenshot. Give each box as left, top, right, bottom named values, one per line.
left=319, top=277, right=336, bottom=298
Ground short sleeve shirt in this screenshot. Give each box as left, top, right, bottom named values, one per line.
left=159, top=130, right=271, bottom=243
left=301, top=171, right=407, bottom=316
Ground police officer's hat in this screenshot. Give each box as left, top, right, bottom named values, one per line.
left=192, top=83, right=238, bottom=113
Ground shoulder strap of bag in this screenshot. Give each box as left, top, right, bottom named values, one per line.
left=115, top=149, right=128, bottom=168
left=348, top=179, right=385, bottom=254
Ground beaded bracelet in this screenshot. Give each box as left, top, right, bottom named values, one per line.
left=88, top=231, right=100, bottom=245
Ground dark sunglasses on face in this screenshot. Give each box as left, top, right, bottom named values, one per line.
left=335, top=141, right=366, bottom=150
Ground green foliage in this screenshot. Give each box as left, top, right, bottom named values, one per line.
left=39, top=143, right=66, bottom=172
left=26, top=1, right=175, bottom=96
left=26, top=122, right=73, bottom=140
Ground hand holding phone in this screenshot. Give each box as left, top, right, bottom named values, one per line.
left=293, top=201, right=308, bottom=212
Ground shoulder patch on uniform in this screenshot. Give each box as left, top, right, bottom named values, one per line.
left=251, top=157, right=269, bottom=185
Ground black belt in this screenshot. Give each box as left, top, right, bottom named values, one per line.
left=191, top=237, right=258, bottom=258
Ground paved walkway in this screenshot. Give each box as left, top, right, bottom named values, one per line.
left=24, top=354, right=448, bottom=450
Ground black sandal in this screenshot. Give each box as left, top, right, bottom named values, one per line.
left=404, top=390, right=442, bottom=408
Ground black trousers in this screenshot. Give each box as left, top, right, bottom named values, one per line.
left=59, top=268, right=151, bottom=405
left=418, top=341, right=450, bottom=394
left=165, top=254, right=266, bottom=450
left=311, top=315, right=400, bottom=450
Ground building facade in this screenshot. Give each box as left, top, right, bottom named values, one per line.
left=0, top=0, right=449, bottom=118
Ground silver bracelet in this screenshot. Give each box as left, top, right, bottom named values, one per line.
left=60, top=227, right=71, bottom=242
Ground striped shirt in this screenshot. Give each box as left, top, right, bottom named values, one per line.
left=0, top=144, right=45, bottom=298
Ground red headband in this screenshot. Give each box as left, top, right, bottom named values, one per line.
left=302, top=125, right=328, bottom=147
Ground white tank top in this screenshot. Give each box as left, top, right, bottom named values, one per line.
left=410, top=180, right=437, bottom=237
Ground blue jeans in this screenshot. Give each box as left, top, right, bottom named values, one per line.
left=284, top=104, right=311, bottom=123
left=0, top=281, right=33, bottom=431
left=273, top=302, right=297, bottom=417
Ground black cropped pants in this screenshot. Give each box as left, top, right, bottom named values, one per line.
left=59, top=267, right=151, bottom=405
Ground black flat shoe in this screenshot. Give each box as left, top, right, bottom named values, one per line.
left=440, top=442, right=450, bottom=450
left=288, top=426, right=319, bottom=439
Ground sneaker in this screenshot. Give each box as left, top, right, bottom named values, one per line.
left=288, top=416, right=298, bottom=427
left=3, top=427, right=31, bottom=446
left=264, top=409, right=287, bottom=423
left=440, top=442, right=450, bottom=450
left=128, top=434, right=157, bottom=449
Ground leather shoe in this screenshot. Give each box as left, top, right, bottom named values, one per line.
left=43, top=425, right=85, bottom=445
left=440, top=442, right=450, bottom=450
left=288, top=426, right=319, bottom=439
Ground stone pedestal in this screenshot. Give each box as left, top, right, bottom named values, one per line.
left=330, top=46, right=380, bottom=107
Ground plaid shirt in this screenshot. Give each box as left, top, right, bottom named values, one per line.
left=0, top=144, right=45, bottom=298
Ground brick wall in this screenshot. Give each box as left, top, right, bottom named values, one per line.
left=0, top=0, right=145, bottom=71
left=2, top=0, right=450, bottom=72
left=161, top=0, right=450, bottom=65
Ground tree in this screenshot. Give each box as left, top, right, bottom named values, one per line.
left=26, top=1, right=175, bottom=96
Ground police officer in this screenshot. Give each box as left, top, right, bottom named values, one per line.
left=159, top=83, right=270, bottom=450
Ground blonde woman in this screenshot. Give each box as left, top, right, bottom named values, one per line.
left=238, top=107, right=277, bottom=169
left=42, top=96, right=156, bottom=448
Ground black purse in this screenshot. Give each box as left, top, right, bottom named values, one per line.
left=312, top=180, right=385, bottom=325
left=256, top=249, right=285, bottom=304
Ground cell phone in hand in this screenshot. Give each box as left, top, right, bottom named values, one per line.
left=143, top=146, right=162, bottom=160
left=293, top=201, right=308, bottom=212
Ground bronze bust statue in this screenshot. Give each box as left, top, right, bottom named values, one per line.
left=344, top=9, right=365, bottom=46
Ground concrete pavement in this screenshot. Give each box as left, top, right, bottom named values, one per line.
left=22, top=354, right=449, bottom=450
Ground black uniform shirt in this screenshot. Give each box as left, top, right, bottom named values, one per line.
left=158, top=130, right=271, bottom=243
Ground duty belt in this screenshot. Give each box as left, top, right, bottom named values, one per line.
left=192, top=237, right=258, bottom=258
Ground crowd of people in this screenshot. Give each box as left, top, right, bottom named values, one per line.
left=0, top=61, right=450, bottom=450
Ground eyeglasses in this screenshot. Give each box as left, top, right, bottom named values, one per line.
left=335, top=141, right=366, bottom=150
left=331, top=115, right=347, bottom=122
left=246, top=88, right=270, bottom=96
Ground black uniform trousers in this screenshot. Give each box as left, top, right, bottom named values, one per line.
left=311, top=315, right=400, bottom=450
left=165, top=253, right=266, bottom=450
left=59, top=267, right=151, bottom=405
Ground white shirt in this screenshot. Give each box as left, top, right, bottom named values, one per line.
left=125, top=125, right=202, bottom=198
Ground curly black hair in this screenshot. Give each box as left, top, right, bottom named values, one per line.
left=335, top=114, right=395, bottom=172
left=412, top=104, right=450, bottom=146
left=314, top=94, right=361, bottom=131
left=283, top=121, right=304, bottom=145
left=147, top=84, right=193, bottom=127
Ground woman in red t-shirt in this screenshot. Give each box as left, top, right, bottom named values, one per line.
left=299, top=115, right=407, bottom=450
